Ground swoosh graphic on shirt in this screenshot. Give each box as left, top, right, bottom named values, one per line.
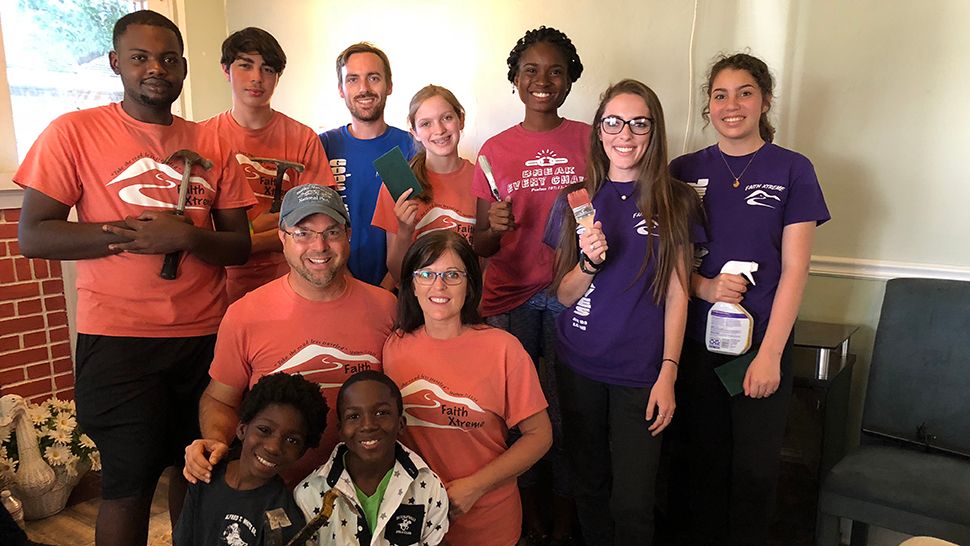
left=235, top=154, right=294, bottom=182
left=399, top=379, right=485, bottom=431
left=414, top=208, right=477, bottom=231
left=106, top=157, right=214, bottom=209
left=745, top=189, right=781, bottom=208
left=271, top=344, right=380, bottom=389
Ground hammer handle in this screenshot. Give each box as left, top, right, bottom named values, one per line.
left=159, top=211, right=185, bottom=280
left=268, top=171, right=285, bottom=214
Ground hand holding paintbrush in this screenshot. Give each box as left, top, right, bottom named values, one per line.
left=568, top=188, right=607, bottom=263
left=479, top=154, right=516, bottom=232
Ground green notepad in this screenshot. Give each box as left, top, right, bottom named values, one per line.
left=373, top=146, right=423, bottom=201
left=714, top=350, right=758, bottom=396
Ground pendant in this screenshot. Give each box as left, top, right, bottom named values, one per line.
left=620, top=195, right=627, bottom=201
left=733, top=179, right=740, bottom=188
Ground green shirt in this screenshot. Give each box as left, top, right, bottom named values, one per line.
left=353, top=466, right=394, bottom=533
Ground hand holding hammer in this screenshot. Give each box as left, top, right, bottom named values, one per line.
left=160, top=149, right=212, bottom=280
left=250, top=157, right=305, bottom=213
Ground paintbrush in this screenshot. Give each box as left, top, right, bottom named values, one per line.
left=567, top=188, right=606, bottom=261
left=478, top=155, right=501, bottom=201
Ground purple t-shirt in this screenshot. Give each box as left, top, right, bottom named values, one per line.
left=545, top=181, right=704, bottom=388
left=669, top=143, right=830, bottom=345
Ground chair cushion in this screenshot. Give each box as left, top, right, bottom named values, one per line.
left=822, top=445, right=970, bottom=526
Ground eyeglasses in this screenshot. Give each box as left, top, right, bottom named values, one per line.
left=412, top=269, right=468, bottom=286
left=600, top=115, right=653, bottom=135
left=282, top=226, right=346, bottom=244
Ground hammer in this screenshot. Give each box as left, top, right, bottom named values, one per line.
left=160, top=149, right=213, bottom=280
left=250, top=157, right=305, bottom=213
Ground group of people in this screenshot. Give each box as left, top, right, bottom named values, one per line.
left=10, top=7, right=829, bottom=546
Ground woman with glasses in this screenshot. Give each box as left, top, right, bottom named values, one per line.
left=667, top=53, right=829, bottom=545
left=471, top=26, right=588, bottom=545
left=546, top=79, right=702, bottom=545
left=383, top=230, right=552, bottom=546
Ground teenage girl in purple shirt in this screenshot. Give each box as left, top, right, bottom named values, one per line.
left=668, top=53, right=830, bottom=545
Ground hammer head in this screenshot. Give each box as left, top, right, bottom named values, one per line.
left=250, top=157, right=306, bottom=174
left=164, top=149, right=213, bottom=171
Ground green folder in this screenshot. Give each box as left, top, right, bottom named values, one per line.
left=373, top=146, right=423, bottom=201
left=714, top=350, right=758, bottom=396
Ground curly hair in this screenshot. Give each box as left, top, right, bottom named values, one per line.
left=701, top=52, right=776, bottom=143
left=239, top=373, right=329, bottom=449
left=336, top=370, right=403, bottom=417
left=506, top=26, right=583, bottom=84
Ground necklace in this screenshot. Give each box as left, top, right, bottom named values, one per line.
left=718, top=144, right=764, bottom=188
left=606, top=179, right=634, bottom=201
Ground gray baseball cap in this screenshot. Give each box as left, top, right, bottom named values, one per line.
left=279, top=184, right=350, bottom=228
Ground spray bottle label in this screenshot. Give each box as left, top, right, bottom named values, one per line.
left=706, top=303, right=754, bottom=355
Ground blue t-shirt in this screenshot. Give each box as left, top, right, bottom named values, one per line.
left=320, top=125, right=415, bottom=286
left=669, top=143, right=830, bottom=344
left=544, top=181, right=705, bottom=387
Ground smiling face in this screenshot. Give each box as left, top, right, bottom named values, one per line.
left=339, top=52, right=391, bottom=123
left=339, top=379, right=404, bottom=471
left=236, top=403, right=307, bottom=487
left=708, top=67, right=769, bottom=148
left=514, top=41, right=570, bottom=115
left=600, top=93, right=653, bottom=181
left=413, top=249, right=467, bottom=331
left=109, top=24, right=186, bottom=119
left=280, top=213, right=350, bottom=297
left=225, top=51, right=279, bottom=110
left=410, top=94, right=463, bottom=159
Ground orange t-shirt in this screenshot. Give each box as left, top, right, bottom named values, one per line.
left=200, top=110, right=336, bottom=302
left=208, top=274, right=395, bottom=484
left=13, top=103, right=256, bottom=337
left=382, top=326, right=548, bottom=546
left=371, top=158, right=477, bottom=243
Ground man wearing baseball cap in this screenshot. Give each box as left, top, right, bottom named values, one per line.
left=184, top=184, right=396, bottom=485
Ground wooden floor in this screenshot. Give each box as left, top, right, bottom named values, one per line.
left=24, top=469, right=174, bottom=546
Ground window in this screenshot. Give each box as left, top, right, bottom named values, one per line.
left=0, top=1, right=146, bottom=162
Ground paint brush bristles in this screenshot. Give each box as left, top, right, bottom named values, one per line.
left=567, top=188, right=605, bottom=260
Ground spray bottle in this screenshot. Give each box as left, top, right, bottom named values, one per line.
left=705, top=260, right=759, bottom=355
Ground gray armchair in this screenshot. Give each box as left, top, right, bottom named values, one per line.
left=816, top=278, right=970, bottom=544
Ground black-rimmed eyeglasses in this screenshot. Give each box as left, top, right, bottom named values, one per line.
left=600, top=115, right=653, bottom=135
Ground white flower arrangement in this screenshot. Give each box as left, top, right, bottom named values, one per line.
left=0, top=397, right=100, bottom=482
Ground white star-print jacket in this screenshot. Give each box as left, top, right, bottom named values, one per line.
left=293, top=442, right=450, bottom=546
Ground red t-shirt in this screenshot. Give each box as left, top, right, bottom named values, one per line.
left=371, top=158, right=477, bottom=243
left=471, top=119, right=590, bottom=316
left=200, top=110, right=336, bottom=302
left=382, top=326, right=548, bottom=546
left=13, top=103, right=256, bottom=337
left=209, top=274, right=395, bottom=484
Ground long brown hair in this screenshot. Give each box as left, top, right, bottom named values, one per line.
left=406, top=84, right=465, bottom=204
left=552, top=79, right=700, bottom=303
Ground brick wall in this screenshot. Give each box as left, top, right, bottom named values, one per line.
left=0, top=208, right=74, bottom=403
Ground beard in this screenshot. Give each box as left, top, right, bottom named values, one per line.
left=347, top=93, right=386, bottom=122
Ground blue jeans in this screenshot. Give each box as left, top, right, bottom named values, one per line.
left=486, top=290, right=571, bottom=495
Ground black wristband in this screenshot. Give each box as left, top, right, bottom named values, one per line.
left=580, top=251, right=603, bottom=271
left=579, top=257, right=598, bottom=275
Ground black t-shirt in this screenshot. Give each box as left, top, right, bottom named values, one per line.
left=173, top=462, right=305, bottom=546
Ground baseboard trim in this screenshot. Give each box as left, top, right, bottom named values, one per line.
left=811, top=255, right=970, bottom=282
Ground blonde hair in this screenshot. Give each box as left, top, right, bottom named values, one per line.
left=406, top=85, right=465, bottom=203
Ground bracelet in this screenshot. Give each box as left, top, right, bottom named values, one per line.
left=578, top=257, right=599, bottom=275
left=661, top=358, right=679, bottom=367
left=579, top=251, right=604, bottom=271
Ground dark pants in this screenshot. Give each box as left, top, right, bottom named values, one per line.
left=557, top=359, right=663, bottom=545
left=668, top=338, right=794, bottom=545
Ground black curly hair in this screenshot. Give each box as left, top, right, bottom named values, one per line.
left=337, top=370, right=403, bottom=418
left=506, top=26, right=583, bottom=84
left=239, top=373, right=329, bottom=449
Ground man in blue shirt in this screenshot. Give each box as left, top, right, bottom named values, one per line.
left=319, top=43, right=414, bottom=288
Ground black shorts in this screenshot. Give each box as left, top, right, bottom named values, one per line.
left=74, top=333, right=215, bottom=499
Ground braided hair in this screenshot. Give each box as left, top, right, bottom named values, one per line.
left=506, top=26, right=583, bottom=84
